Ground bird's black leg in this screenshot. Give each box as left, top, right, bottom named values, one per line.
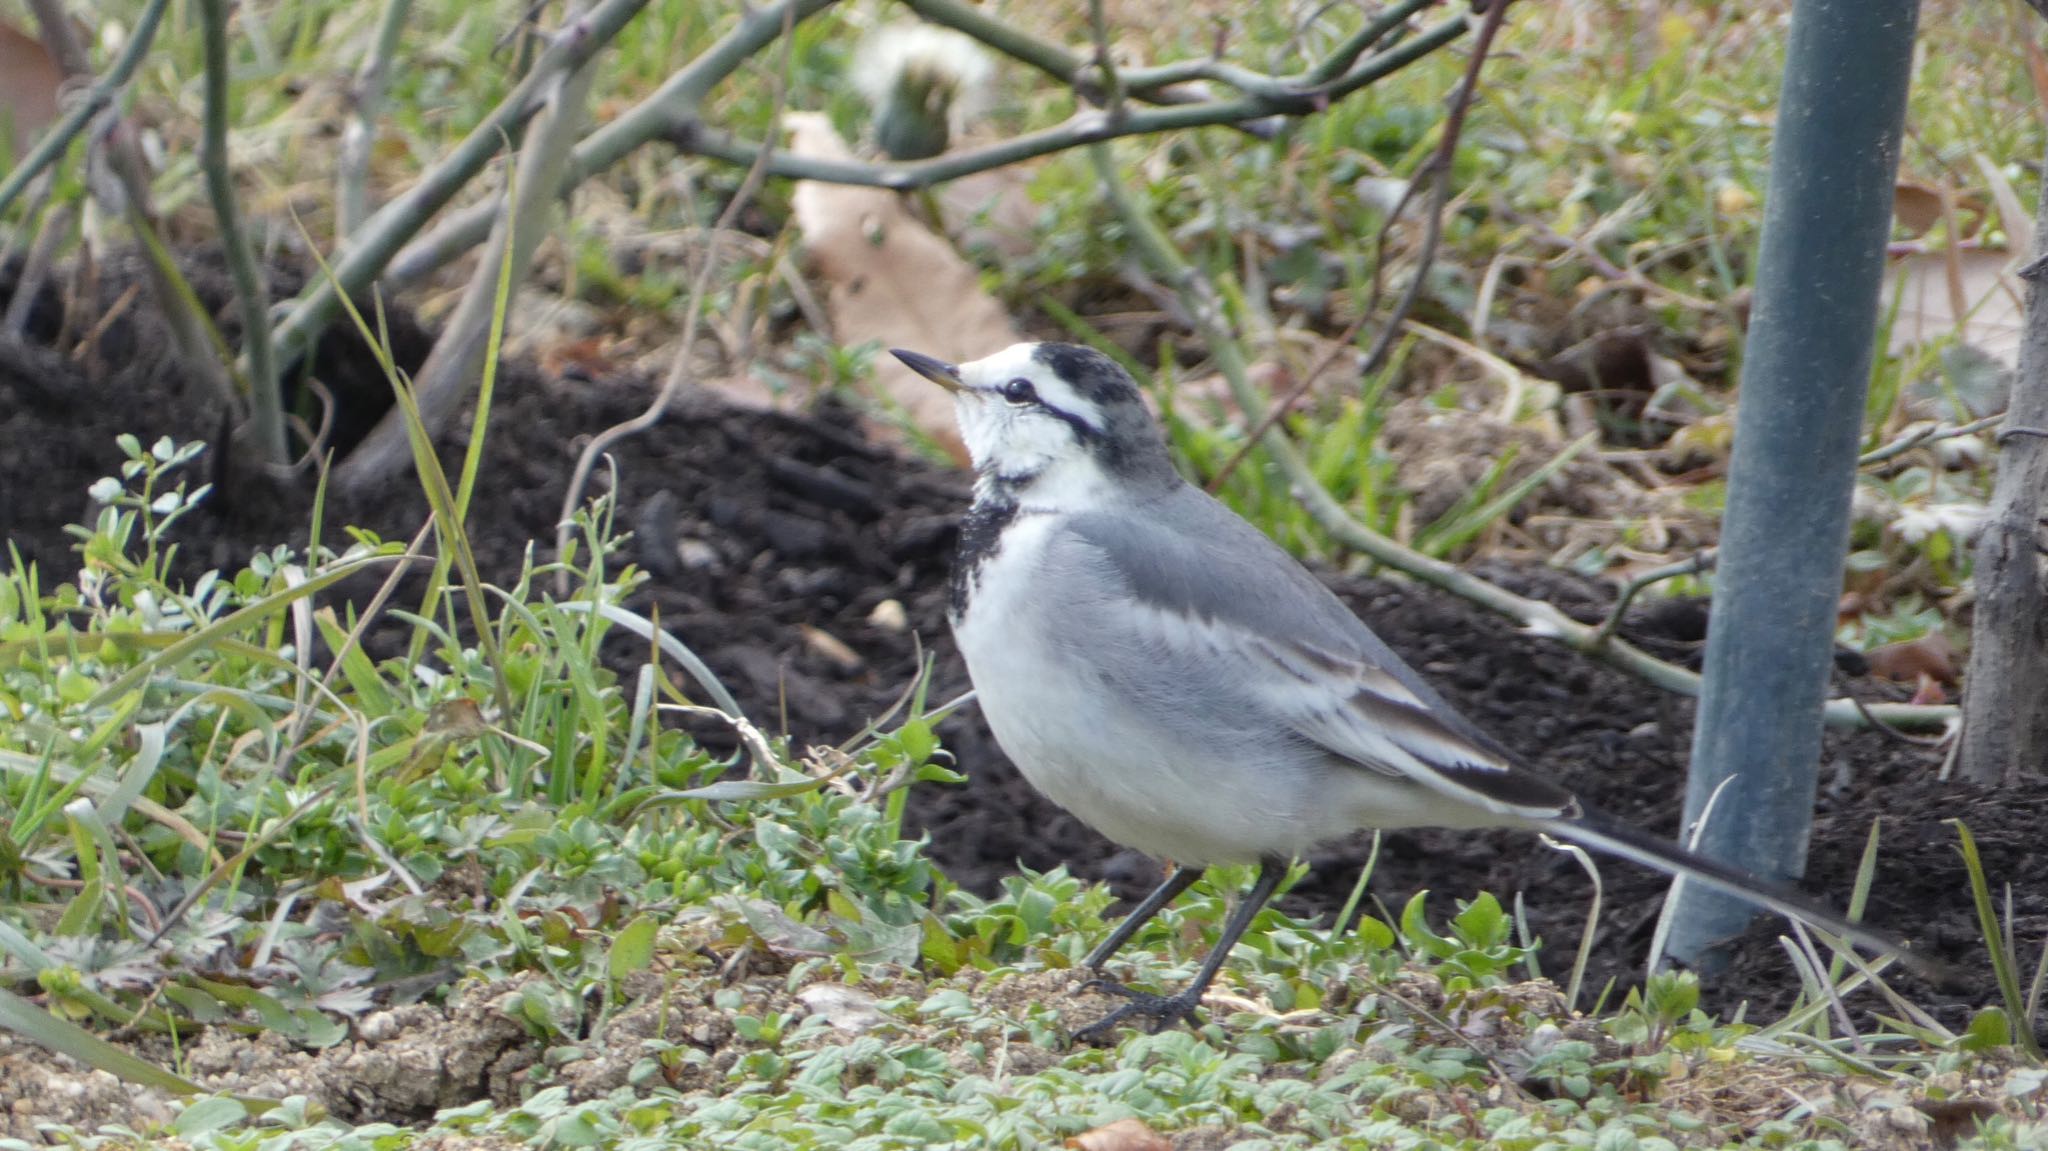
left=1073, top=856, right=1288, bottom=1045
left=1083, top=864, right=1202, bottom=970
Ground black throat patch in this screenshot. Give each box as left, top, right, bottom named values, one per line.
left=950, top=496, right=1020, bottom=619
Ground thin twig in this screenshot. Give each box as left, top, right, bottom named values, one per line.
left=1849, top=694, right=1950, bottom=748
left=1356, top=0, right=1513, bottom=379
left=1857, top=413, right=2005, bottom=468
left=1205, top=307, right=1373, bottom=492
left=260, top=0, right=649, bottom=383
left=199, top=0, right=286, bottom=465
left=0, top=0, right=169, bottom=218
left=1084, top=0, right=1125, bottom=124
left=382, top=6, right=1470, bottom=289
left=336, top=26, right=604, bottom=490
left=336, top=0, right=414, bottom=238
left=2, top=199, right=73, bottom=337
left=288, top=375, right=337, bottom=471
left=21, top=869, right=164, bottom=935
left=1204, top=0, right=1507, bottom=493
left=282, top=517, right=434, bottom=760
left=1209, top=0, right=1508, bottom=492
left=25, top=0, right=235, bottom=407
left=1591, top=548, right=1716, bottom=649
left=552, top=3, right=797, bottom=594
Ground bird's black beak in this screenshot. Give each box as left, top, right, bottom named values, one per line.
left=890, top=348, right=964, bottom=393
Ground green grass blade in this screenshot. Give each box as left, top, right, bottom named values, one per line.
left=0, top=987, right=249, bottom=1102
left=1948, top=818, right=2042, bottom=1058
left=82, top=552, right=396, bottom=711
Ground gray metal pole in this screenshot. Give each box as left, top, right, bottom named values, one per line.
left=1664, top=0, right=1917, bottom=968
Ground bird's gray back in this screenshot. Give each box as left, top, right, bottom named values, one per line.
left=1062, top=484, right=1488, bottom=742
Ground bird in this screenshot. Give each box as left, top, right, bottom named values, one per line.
left=890, top=340, right=1917, bottom=1043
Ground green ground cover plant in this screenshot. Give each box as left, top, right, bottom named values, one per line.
left=3, top=0, right=2046, bottom=1145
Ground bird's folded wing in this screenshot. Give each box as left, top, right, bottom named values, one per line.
left=1058, top=509, right=1576, bottom=821
left=1241, top=633, right=1579, bottom=821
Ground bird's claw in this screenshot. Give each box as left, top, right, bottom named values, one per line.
left=1071, top=979, right=1202, bottom=1045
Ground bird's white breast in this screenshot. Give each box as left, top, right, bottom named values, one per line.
left=950, top=512, right=1381, bottom=865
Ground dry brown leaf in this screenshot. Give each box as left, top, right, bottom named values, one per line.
left=0, top=20, right=63, bottom=160
left=1891, top=182, right=1945, bottom=239
left=1882, top=246, right=2022, bottom=366
left=789, top=112, right=1017, bottom=463
left=537, top=335, right=625, bottom=380
left=1864, top=632, right=1957, bottom=687
left=1066, top=1118, right=1173, bottom=1151
left=1908, top=672, right=1948, bottom=706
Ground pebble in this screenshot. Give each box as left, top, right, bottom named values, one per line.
left=867, top=598, right=908, bottom=633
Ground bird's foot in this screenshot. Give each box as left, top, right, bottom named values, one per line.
left=1071, top=978, right=1203, bottom=1045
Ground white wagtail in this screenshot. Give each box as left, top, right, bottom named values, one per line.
left=891, top=341, right=1915, bottom=1041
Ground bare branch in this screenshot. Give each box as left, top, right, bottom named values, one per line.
left=336, top=34, right=603, bottom=491
left=1591, top=549, right=1717, bottom=649
left=199, top=0, right=286, bottom=464
left=901, top=0, right=1430, bottom=108
left=1087, top=74, right=1953, bottom=735
left=0, top=0, right=168, bottom=218
left=674, top=13, right=1467, bottom=189
left=336, top=0, right=414, bottom=238
left=260, top=0, right=650, bottom=382
left=24, top=0, right=234, bottom=408
left=383, top=7, right=1468, bottom=290
left=1857, top=412, right=2005, bottom=468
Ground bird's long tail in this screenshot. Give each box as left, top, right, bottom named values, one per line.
left=1540, top=808, right=1936, bottom=976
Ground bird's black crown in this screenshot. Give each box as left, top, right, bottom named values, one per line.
left=1031, top=343, right=1177, bottom=486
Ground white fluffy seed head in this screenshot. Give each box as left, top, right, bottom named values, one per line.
left=851, top=23, right=996, bottom=159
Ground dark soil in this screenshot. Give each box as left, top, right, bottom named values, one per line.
left=2, top=253, right=2042, bottom=1038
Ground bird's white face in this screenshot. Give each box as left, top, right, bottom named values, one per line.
left=909, top=342, right=1119, bottom=508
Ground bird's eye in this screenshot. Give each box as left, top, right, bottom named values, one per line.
left=1001, top=378, right=1038, bottom=406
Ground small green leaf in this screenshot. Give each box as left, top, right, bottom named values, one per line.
left=1351, top=915, right=1396, bottom=951
left=1451, top=892, right=1507, bottom=947
left=54, top=666, right=95, bottom=704
left=897, top=719, right=938, bottom=765
left=1644, top=970, right=1700, bottom=1023
left=1960, top=1007, right=2013, bottom=1052
left=174, top=1095, right=248, bottom=1136
left=1399, top=891, right=1457, bottom=959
